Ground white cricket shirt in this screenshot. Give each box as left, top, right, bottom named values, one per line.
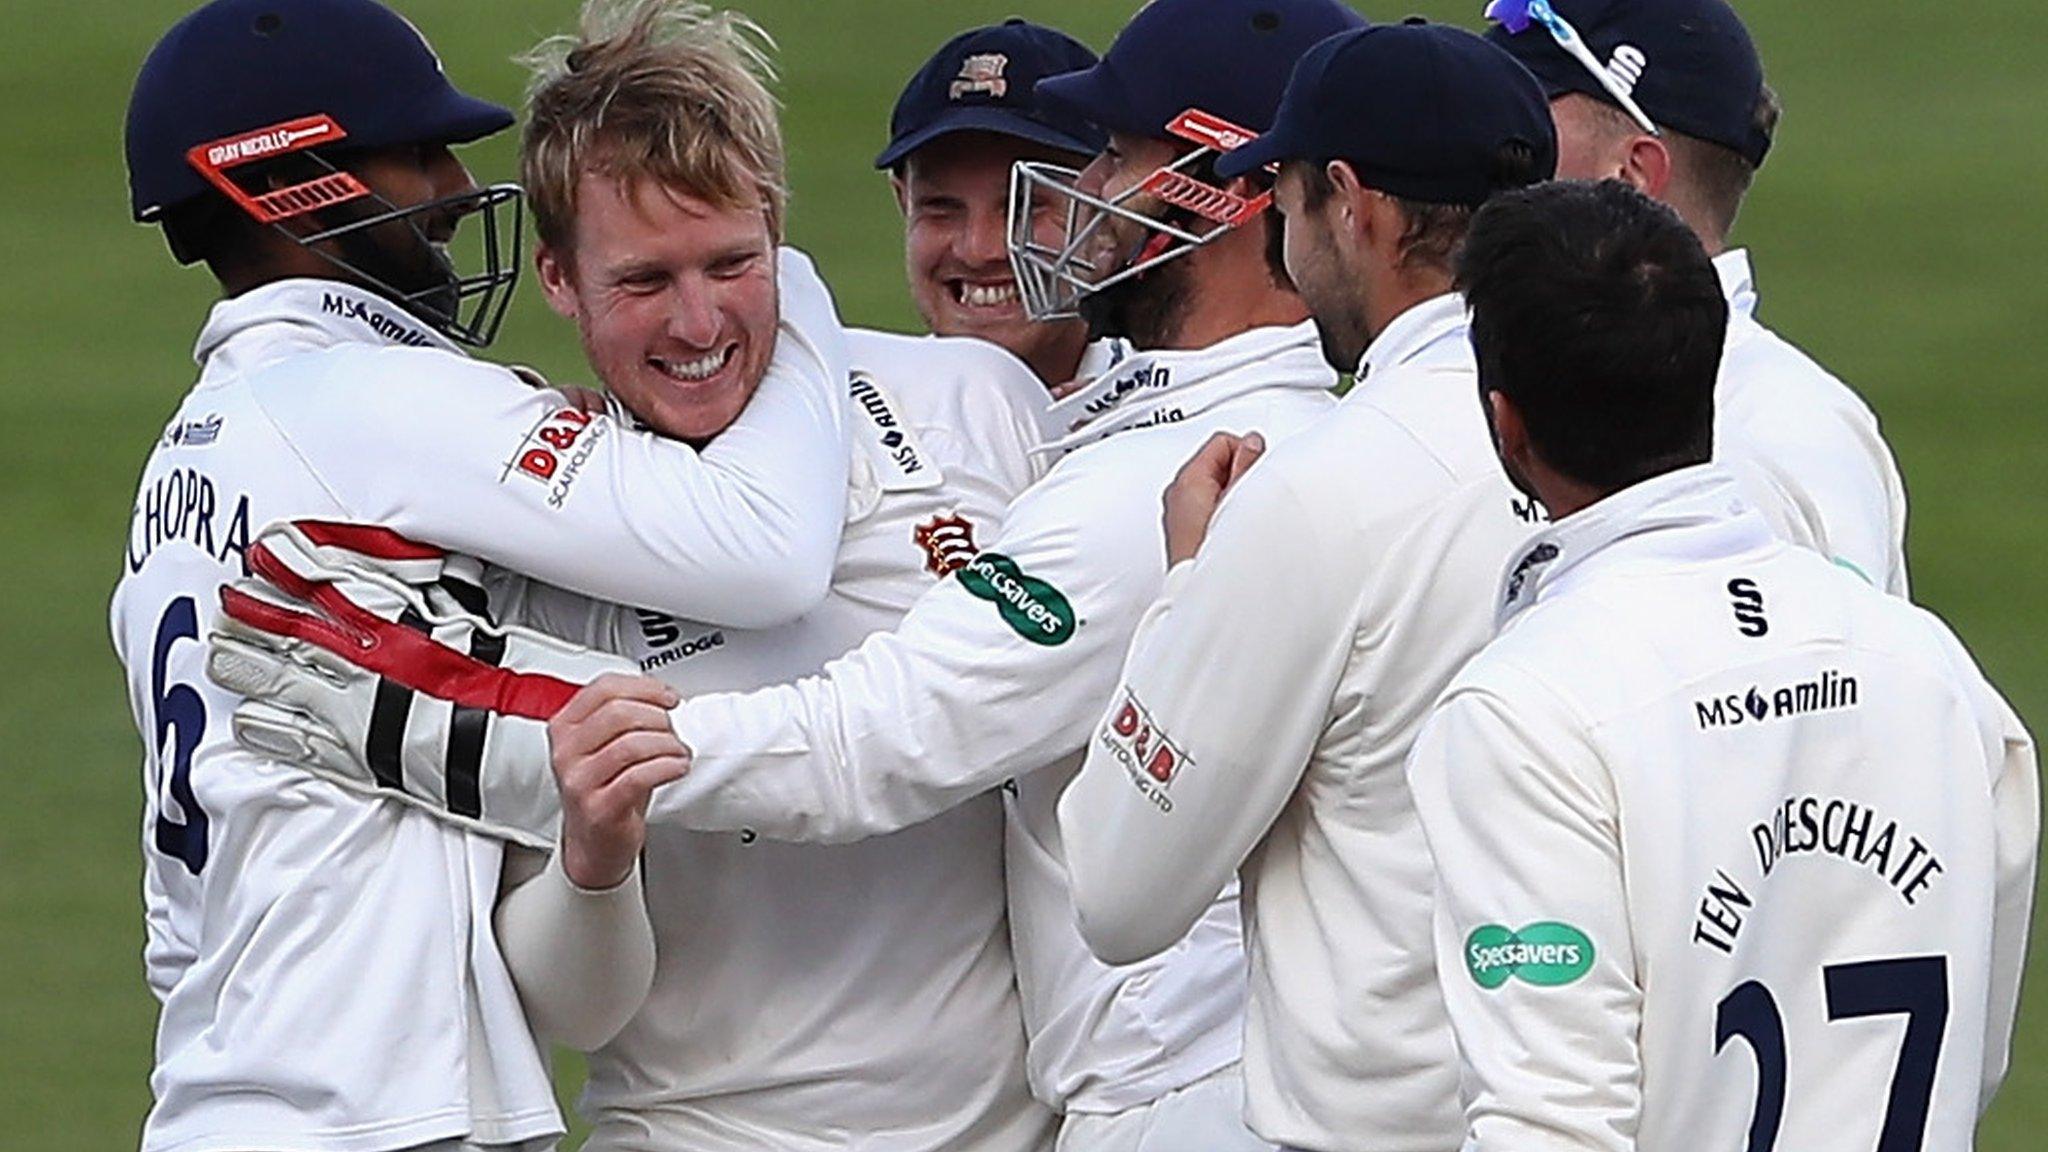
left=1057, top=293, right=1539, bottom=1152
left=493, top=330, right=1055, bottom=1152
left=110, top=253, right=849, bottom=1152
left=1713, top=249, right=1911, bottom=595
left=1408, top=466, right=2035, bottom=1152
left=460, top=321, right=1339, bottom=1116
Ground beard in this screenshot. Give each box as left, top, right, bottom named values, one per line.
left=1078, top=249, right=1193, bottom=350
left=326, top=207, right=463, bottom=328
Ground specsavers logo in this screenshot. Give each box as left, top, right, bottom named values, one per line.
left=1465, top=922, right=1595, bottom=990
left=957, top=553, right=1076, bottom=646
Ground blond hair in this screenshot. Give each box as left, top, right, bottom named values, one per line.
left=519, top=0, right=786, bottom=250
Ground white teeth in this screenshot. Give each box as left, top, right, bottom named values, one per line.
left=655, top=346, right=734, bottom=382
left=957, top=281, right=1020, bottom=308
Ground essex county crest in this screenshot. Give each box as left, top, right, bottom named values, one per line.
left=914, top=512, right=979, bottom=577
left=950, top=53, right=1009, bottom=100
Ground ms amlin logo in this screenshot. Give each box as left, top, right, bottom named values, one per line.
left=1465, top=921, right=1596, bottom=989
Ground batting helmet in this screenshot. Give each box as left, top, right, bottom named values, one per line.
left=125, top=0, right=523, bottom=346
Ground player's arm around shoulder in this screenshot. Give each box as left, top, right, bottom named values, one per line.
left=1059, top=443, right=1362, bottom=964
left=247, top=255, right=850, bottom=627
left=1407, top=659, right=1642, bottom=1152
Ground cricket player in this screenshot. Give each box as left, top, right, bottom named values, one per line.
left=1409, top=178, right=2036, bottom=1151
left=1486, top=0, right=1911, bottom=594
left=879, top=19, right=1102, bottom=387
left=113, top=1, right=851, bottom=1148
left=1055, top=25, right=1558, bottom=1152
left=203, top=2, right=1367, bottom=1147
left=469, top=6, right=1055, bottom=1147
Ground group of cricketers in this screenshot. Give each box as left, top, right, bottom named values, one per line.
left=112, top=0, right=2036, bottom=1151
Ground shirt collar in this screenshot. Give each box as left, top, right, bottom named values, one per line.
left=1714, top=248, right=1757, bottom=322
left=1038, top=320, right=1336, bottom=453
left=1496, top=464, right=1773, bottom=630
left=194, top=278, right=466, bottom=371
left=1357, top=292, right=1468, bottom=380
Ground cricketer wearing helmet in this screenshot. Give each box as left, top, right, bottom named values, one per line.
left=113, top=1, right=853, bottom=1148
left=1409, top=179, right=2033, bottom=1152
left=1057, top=25, right=1556, bottom=1151
left=879, top=19, right=1103, bottom=388
left=461, top=6, right=1060, bottom=1148
left=202, top=2, right=1364, bottom=1149
left=1486, top=0, right=1911, bottom=596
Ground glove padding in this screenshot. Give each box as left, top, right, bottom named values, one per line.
left=206, top=520, right=637, bottom=848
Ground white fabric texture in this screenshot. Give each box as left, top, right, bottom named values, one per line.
left=1410, top=466, right=2035, bottom=1152
left=1054, top=1064, right=1273, bottom=1152
left=493, top=329, right=1056, bottom=1152
left=111, top=252, right=848, bottom=1152
left=1058, top=294, right=1539, bottom=1152
left=1710, top=249, right=1911, bottom=595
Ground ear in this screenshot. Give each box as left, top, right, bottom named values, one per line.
left=1487, top=390, right=1530, bottom=467
left=1325, top=159, right=1367, bottom=228
left=1618, top=134, right=1674, bottom=200
left=1340, top=165, right=1404, bottom=263
left=534, top=243, right=579, bottom=321
left=890, top=170, right=910, bottom=217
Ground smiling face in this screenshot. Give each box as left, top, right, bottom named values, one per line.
left=1070, top=130, right=1183, bottom=284
left=537, top=171, right=778, bottom=443
left=895, top=131, right=1086, bottom=380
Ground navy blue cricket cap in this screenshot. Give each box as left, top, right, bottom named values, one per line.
left=1216, top=22, right=1557, bottom=206
left=126, top=0, right=514, bottom=222
left=875, top=19, right=1104, bottom=170
left=1486, top=0, right=1770, bottom=166
left=1035, top=0, right=1366, bottom=144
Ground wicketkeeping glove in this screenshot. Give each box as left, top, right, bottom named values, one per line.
left=205, top=520, right=637, bottom=847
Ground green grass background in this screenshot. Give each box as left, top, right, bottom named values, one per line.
left=4, top=0, right=2042, bottom=1146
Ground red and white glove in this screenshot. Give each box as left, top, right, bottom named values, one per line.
left=205, top=519, right=638, bottom=847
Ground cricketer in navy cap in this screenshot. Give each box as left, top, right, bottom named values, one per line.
left=125, top=0, right=522, bottom=346
left=876, top=18, right=1102, bottom=170
left=1007, top=0, right=1365, bottom=335
left=1229, top=21, right=1556, bottom=372
left=879, top=19, right=1104, bottom=385
left=1485, top=0, right=1776, bottom=248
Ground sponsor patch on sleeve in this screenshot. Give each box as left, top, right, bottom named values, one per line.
left=1464, top=922, right=1596, bottom=989
left=914, top=513, right=979, bottom=577
left=501, top=406, right=608, bottom=509
left=849, top=372, right=942, bottom=491
left=956, top=552, right=1075, bottom=645
left=1093, top=688, right=1190, bottom=812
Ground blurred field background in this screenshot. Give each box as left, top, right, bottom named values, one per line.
left=3, top=0, right=2042, bottom=1147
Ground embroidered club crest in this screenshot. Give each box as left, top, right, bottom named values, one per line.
left=950, top=53, right=1009, bottom=100
left=914, top=513, right=979, bottom=577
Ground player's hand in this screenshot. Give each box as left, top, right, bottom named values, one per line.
left=1162, top=431, right=1265, bottom=565
left=1050, top=375, right=1092, bottom=400
left=549, top=674, right=690, bottom=890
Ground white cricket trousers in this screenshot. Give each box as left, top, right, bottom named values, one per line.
left=1055, top=1064, right=1274, bottom=1152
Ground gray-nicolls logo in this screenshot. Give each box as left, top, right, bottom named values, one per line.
left=1728, top=577, right=1768, bottom=637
